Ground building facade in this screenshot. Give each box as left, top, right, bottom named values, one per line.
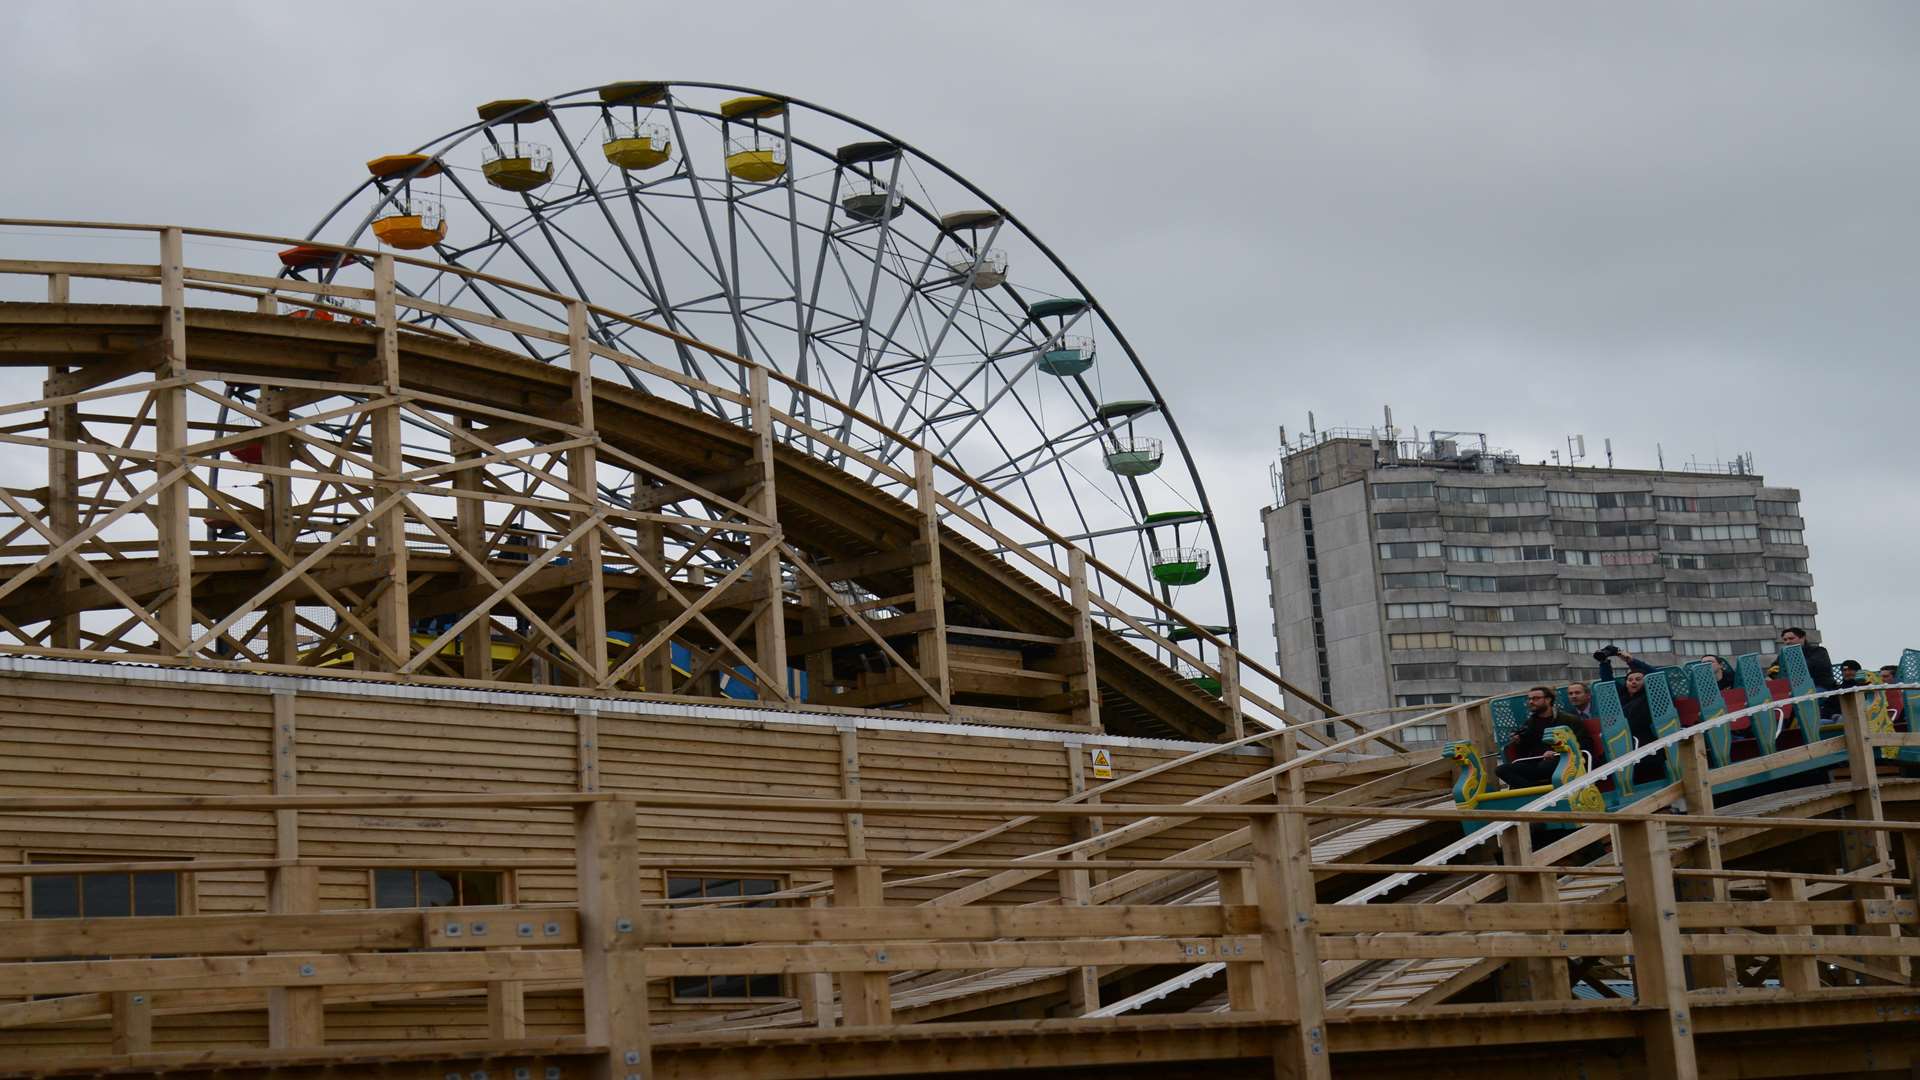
left=1261, top=436, right=1817, bottom=743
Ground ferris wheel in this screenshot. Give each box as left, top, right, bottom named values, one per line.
left=293, top=81, right=1235, bottom=642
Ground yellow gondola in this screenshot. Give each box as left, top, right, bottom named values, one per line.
left=366, top=155, right=449, bottom=250
left=604, top=120, right=671, bottom=171
left=482, top=142, right=553, bottom=192
left=725, top=143, right=787, bottom=182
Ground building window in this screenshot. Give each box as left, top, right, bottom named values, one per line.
left=1565, top=636, right=1673, bottom=655
left=1454, top=604, right=1558, bottom=623
left=1658, top=523, right=1759, bottom=542
left=1444, top=544, right=1553, bottom=564
left=1552, top=519, right=1654, bottom=539
left=1676, top=639, right=1772, bottom=658
left=1560, top=548, right=1657, bottom=567
left=1375, top=511, right=1439, bottom=530
left=1757, top=500, right=1800, bottom=518
left=1386, top=602, right=1450, bottom=620
left=1764, top=528, right=1805, bottom=545
left=667, top=875, right=788, bottom=1001
left=1667, top=579, right=1767, bottom=599
left=1437, top=486, right=1547, bottom=505
left=1768, top=585, right=1813, bottom=602
left=1455, top=634, right=1560, bottom=653
left=1372, top=481, right=1435, bottom=501
left=1444, top=515, right=1549, bottom=535
left=1662, top=552, right=1759, bottom=571
left=1548, top=490, right=1651, bottom=509
left=1392, top=662, right=1457, bottom=681
left=1378, top=541, right=1442, bottom=560
left=29, top=862, right=181, bottom=919
left=1672, top=609, right=1771, bottom=628
left=1383, top=571, right=1447, bottom=590
left=1397, top=692, right=1456, bottom=707
left=1388, top=631, right=1454, bottom=650
left=373, top=869, right=507, bottom=908
left=1563, top=577, right=1664, bottom=596
left=1565, top=607, right=1667, bottom=626
left=1459, top=663, right=1569, bottom=683
left=1654, top=495, right=1756, bottom=513
left=1766, top=557, right=1809, bottom=574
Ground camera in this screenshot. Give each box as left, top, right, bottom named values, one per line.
left=1592, top=645, right=1621, bottom=661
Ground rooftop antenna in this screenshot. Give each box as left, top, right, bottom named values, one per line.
left=1657, top=443, right=1665, bottom=472
left=1565, top=434, right=1586, bottom=474
left=1604, top=437, right=1613, bottom=468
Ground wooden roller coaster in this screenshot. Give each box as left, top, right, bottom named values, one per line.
left=0, top=224, right=1917, bottom=1080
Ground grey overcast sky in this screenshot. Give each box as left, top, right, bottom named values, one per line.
left=2, top=1, right=1916, bottom=667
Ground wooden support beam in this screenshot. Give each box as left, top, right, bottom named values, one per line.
left=1219, top=867, right=1263, bottom=1012
left=1677, top=737, right=1734, bottom=989
left=1066, top=550, right=1101, bottom=732
left=370, top=255, right=409, bottom=667
left=912, top=449, right=951, bottom=714
left=1495, top=826, right=1569, bottom=1002
left=453, top=419, right=490, bottom=680
left=154, top=227, right=192, bottom=650
left=43, top=370, right=79, bottom=650
left=1618, top=818, right=1698, bottom=1080
left=1219, top=644, right=1244, bottom=740
left=1248, top=810, right=1328, bottom=1080
left=1060, top=743, right=1100, bottom=1014
left=833, top=867, right=891, bottom=1026
left=109, top=990, right=151, bottom=1054
left=260, top=389, right=297, bottom=664
left=575, top=797, right=651, bottom=1080
left=746, top=366, right=789, bottom=701
left=567, top=301, right=607, bottom=686
left=266, top=690, right=323, bottom=1049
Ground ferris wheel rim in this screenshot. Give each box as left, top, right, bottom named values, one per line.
left=294, top=80, right=1239, bottom=646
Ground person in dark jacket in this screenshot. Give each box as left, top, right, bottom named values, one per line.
left=1706, top=654, right=1737, bottom=691
left=1779, top=626, right=1838, bottom=719
left=1497, top=686, right=1600, bottom=788
left=1618, top=668, right=1668, bottom=784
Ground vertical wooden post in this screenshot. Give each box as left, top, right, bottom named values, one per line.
left=837, top=728, right=866, bottom=863
left=47, top=272, right=70, bottom=304
left=1838, top=692, right=1902, bottom=982
left=576, top=797, right=651, bottom=1080
left=745, top=367, right=789, bottom=701
left=260, top=389, right=298, bottom=664
left=453, top=422, right=492, bottom=679
left=577, top=707, right=601, bottom=793
left=370, top=254, right=410, bottom=669
left=266, top=691, right=322, bottom=1048
left=1066, top=551, right=1102, bottom=732
left=833, top=865, right=891, bottom=1026
left=795, top=892, right=836, bottom=1027
left=1219, top=645, right=1245, bottom=740
left=44, top=370, right=79, bottom=651
left=1248, top=808, right=1329, bottom=1080
left=110, top=991, right=151, bottom=1054
left=1219, top=867, right=1265, bottom=1012
left=911, top=449, right=951, bottom=714
left=1618, top=819, right=1697, bottom=1080
left=1497, top=826, right=1570, bottom=1000
left=638, top=519, right=674, bottom=695
left=567, top=301, right=608, bottom=685
left=1766, top=875, right=1819, bottom=992
left=1277, top=730, right=1306, bottom=805
left=1676, top=739, right=1733, bottom=988
left=798, top=579, right=833, bottom=703
left=1060, top=744, right=1100, bottom=1013
left=155, top=227, right=193, bottom=652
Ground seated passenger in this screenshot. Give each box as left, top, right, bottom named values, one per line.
left=1881, top=664, right=1900, bottom=685
left=1566, top=680, right=1595, bottom=719
left=1706, top=654, right=1737, bottom=691
left=1778, top=626, right=1839, bottom=720
left=1839, top=660, right=1865, bottom=687
left=1620, top=669, right=1666, bottom=784
left=1496, top=686, right=1598, bottom=789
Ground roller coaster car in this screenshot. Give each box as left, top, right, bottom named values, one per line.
left=1444, top=726, right=1605, bottom=836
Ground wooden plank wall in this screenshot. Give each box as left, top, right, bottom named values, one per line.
left=0, top=667, right=1273, bottom=1049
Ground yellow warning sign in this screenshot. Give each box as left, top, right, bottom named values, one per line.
left=1089, top=747, right=1113, bottom=780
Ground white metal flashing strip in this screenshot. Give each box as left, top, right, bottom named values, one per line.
left=0, top=656, right=1270, bottom=757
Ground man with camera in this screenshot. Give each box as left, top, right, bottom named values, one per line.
left=1593, top=644, right=1665, bottom=783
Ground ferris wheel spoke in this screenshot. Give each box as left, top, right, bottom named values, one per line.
left=662, top=99, right=753, bottom=361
